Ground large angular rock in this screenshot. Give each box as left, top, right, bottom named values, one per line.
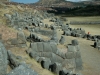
left=7, top=63, right=38, bottom=75
left=72, top=39, right=79, bottom=46
left=30, top=42, right=57, bottom=53
left=7, top=50, right=24, bottom=69
left=94, top=41, right=100, bottom=48
left=4, top=14, right=12, bottom=20
left=75, top=57, right=83, bottom=70
left=41, top=58, right=51, bottom=70
left=51, top=62, right=62, bottom=75
left=62, top=59, right=76, bottom=71
left=59, top=36, right=65, bottom=44
left=43, top=43, right=52, bottom=52
left=63, top=30, right=71, bottom=36
left=17, top=29, right=26, bottom=44
left=50, top=53, right=64, bottom=63
left=0, top=42, right=8, bottom=75
left=67, top=45, right=77, bottom=52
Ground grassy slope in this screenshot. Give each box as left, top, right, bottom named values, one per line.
left=0, top=3, right=55, bottom=75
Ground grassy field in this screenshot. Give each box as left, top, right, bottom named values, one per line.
left=67, top=16, right=100, bottom=22
left=66, top=16, right=100, bottom=35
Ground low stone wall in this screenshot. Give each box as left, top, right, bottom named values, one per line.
left=28, top=41, right=82, bottom=75
left=70, top=21, right=100, bottom=25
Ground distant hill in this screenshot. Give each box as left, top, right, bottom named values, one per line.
left=33, top=0, right=100, bottom=8
left=0, top=0, right=10, bottom=2
left=36, top=0, right=65, bottom=5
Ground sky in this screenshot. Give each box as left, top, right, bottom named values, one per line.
left=11, top=0, right=91, bottom=3
left=11, top=0, right=39, bottom=3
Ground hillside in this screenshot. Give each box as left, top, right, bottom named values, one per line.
left=37, top=0, right=65, bottom=5
left=34, top=0, right=100, bottom=7
left=0, top=0, right=10, bottom=2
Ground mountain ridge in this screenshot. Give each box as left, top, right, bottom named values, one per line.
left=34, top=0, right=100, bottom=7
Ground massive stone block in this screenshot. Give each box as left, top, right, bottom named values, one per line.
left=17, top=30, right=26, bottom=44
left=0, top=42, right=7, bottom=75
left=59, top=36, right=65, bottom=45
left=7, top=50, right=24, bottom=69
left=7, top=63, right=38, bottom=75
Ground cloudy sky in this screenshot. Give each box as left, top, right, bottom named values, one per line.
left=11, top=0, right=91, bottom=3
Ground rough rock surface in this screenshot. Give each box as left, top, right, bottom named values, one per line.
left=0, top=42, right=8, bottom=75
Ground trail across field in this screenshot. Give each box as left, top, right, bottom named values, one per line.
left=66, top=36, right=100, bottom=75
left=67, top=17, right=100, bottom=75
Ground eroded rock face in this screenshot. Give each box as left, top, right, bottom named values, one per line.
left=0, top=42, right=7, bottom=75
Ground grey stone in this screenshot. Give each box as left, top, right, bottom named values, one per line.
left=43, top=43, right=52, bottom=52
left=11, top=39, right=18, bottom=45
left=51, top=35, right=58, bottom=44
left=59, top=67, right=70, bottom=75
left=65, top=52, right=76, bottom=59
left=7, top=63, right=38, bottom=75
left=50, top=43, right=57, bottom=53
left=17, top=30, right=26, bottom=44
left=7, top=50, right=24, bottom=69
left=75, top=51, right=81, bottom=58
left=45, top=24, right=49, bottom=28
left=50, top=53, right=64, bottom=63
left=75, top=57, right=83, bottom=70
left=64, top=30, right=71, bottom=36
left=67, top=45, right=77, bottom=52
left=41, top=52, right=52, bottom=58
left=29, top=51, right=37, bottom=59
left=51, top=26, right=56, bottom=30
left=87, top=34, right=92, bottom=40
left=62, top=59, right=76, bottom=70
left=72, top=39, right=79, bottom=46
left=0, top=42, right=8, bottom=75
left=52, top=62, right=62, bottom=75
left=59, top=36, right=65, bottom=44
left=37, top=42, right=43, bottom=52
left=41, top=58, right=51, bottom=70
left=94, top=41, right=100, bottom=48
left=4, top=14, right=12, bottom=20
left=30, top=43, right=38, bottom=52
left=37, top=57, right=45, bottom=63
left=56, top=49, right=66, bottom=59
left=98, top=46, right=100, bottom=50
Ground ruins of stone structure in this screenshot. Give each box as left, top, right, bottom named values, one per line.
left=5, top=10, right=100, bottom=75
left=0, top=42, right=8, bottom=75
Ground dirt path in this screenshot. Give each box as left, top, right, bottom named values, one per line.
left=66, top=17, right=100, bottom=74
left=65, top=36, right=100, bottom=75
